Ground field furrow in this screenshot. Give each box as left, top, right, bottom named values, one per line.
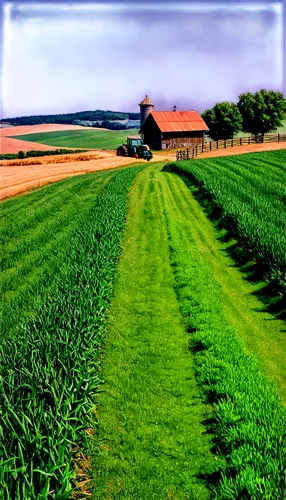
left=92, top=163, right=217, bottom=499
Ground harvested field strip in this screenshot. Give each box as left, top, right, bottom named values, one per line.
left=0, top=149, right=87, bottom=161
left=159, top=170, right=286, bottom=499
left=0, top=165, right=144, bottom=498
left=0, top=151, right=106, bottom=166
left=0, top=154, right=136, bottom=200
left=166, top=150, right=286, bottom=294
left=92, top=163, right=220, bottom=499
left=0, top=171, right=116, bottom=340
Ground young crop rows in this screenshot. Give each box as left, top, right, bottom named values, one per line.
left=1, top=152, right=285, bottom=499
left=166, top=201, right=286, bottom=499
left=0, top=166, right=143, bottom=498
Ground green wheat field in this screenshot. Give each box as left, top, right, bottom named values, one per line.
left=1, top=149, right=285, bottom=499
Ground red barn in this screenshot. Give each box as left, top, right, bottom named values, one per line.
left=140, top=110, right=209, bottom=149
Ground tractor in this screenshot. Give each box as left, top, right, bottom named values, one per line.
left=116, top=136, right=153, bottom=161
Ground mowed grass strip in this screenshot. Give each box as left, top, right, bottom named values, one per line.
left=91, top=163, right=220, bottom=499
left=0, top=171, right=116, bottom=340
left=11, top=128, right=139, bottom=150
left=158, top=170, right=286, bottom=498
left=166, top=150, right=286, bottom=295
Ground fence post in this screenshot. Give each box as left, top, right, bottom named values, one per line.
left=231, top=138, right=233, bottom=147
left=187, top=148, right=189, bottom=159
left=216, top=141, right=218, bottom=149
left=196, top=146, right=198, bottom=157
left=248, top=136, right=250, bottom=144
left=224, top=140, right=226, bottom=148
left=278, top=133, right=280, bottom=142
left=240, top=137, right=242, bottom=146
left=210, top=141, right=212, bottom=151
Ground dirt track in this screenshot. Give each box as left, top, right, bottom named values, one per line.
left=196, top=141, right=285, bottom=158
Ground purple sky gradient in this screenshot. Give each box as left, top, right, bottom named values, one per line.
left=1, top=1, right=285, bottom=118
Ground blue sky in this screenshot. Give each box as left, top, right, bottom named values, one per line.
left=1, top=1, right=285, bottom=118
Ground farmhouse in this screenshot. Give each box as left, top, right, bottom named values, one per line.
left=139, top=95, right=208, bottom=149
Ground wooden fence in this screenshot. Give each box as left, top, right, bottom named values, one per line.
left=176, top=133, right=286, bottom=160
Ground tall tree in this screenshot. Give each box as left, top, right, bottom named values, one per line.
left=237, top=89, right=286, bottom=137
left=202, top=102, right=242, bottom=140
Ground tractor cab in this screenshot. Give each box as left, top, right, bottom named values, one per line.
left=127, top=137, right=142, bottom=148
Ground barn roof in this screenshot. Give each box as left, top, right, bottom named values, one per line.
left=139, top=95, right=154, bottom=106
left=142, top=111, right=208, bottom=132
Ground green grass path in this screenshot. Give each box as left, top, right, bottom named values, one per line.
left=92, top=163, right=218, bottom=499
left=92, top=161, right=285, bottom=498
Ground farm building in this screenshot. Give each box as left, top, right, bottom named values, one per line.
left=139, top=96, right=209, bottom=149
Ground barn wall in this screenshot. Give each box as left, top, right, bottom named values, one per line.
left=141, top=118, right=162, bottom=149
left=161, top=131, right=205, bottom=149
left=141, top=117, right=206, bottom=149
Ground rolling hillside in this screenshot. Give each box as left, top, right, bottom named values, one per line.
left=11, top=128, right=139, bottom=150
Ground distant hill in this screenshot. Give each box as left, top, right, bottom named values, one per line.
left=1, top=110, right=140, bottom=130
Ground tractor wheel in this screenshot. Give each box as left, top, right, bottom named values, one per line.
left=117, top=145, right=129, bottom=157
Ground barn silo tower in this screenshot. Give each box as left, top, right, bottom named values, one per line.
left=139, top=95, right=154, bottom=129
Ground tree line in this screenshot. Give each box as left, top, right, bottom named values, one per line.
left=201, top=89, right=286, bottom=140
left=2, top=90, right=284, bottom=139
left=1, top=110, right=140, bottom=127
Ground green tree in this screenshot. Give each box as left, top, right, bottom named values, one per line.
left=202, top=102, right=242, bottom=140
left=237, top=89, right=286, bottom=138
